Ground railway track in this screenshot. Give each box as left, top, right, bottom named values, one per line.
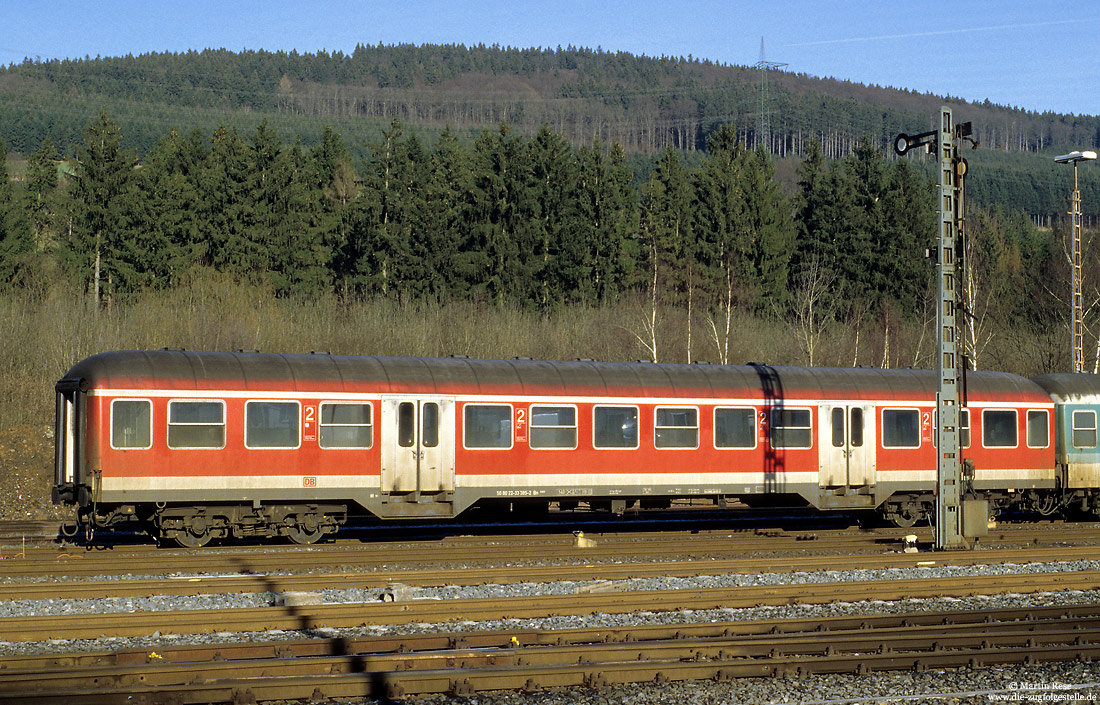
left=5, top=604, right=1099, bottom=703
left=4, top=521, right=1100, bottom=582
left=4, top=520, right=1100, bottom=702
left=3, top=544, right=1100, bottom=602
left=3, top=569, right=1099, bottom=642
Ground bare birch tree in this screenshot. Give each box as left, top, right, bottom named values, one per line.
left=792, top=256, right=837, bottom=366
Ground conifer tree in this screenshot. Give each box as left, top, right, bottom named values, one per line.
left=63, top=110, right=136, bottom=304
left=115, top=130, right=195, bottom=288
left=639, top=146, right=695, bottom=361
left=794, top=139, right=849, bottom=317
left=693, top=125, right=748, bottom=361
left=311, top=126, right=358, bottom=281
left=24, top=136, right=59, bottom=251
left=467, top=123, right=537, bottom=305
left=880, top=158, right=935, bottom=315
left=0, top=137, right=32, bottom=285
left=398, top=132, right=442, bottom=299
left=266, top=138, right=329, bottom=297
left=739, top=146, right=795, bottom=309
left=575, top=139, right=636, bottom=304
left=202, top=126, right=253, bottom=277
left=426, top=126, right=475, bottom=299
left=527, top=124, right=579, bottom=308
left=349, top=120, right=419, bottom=297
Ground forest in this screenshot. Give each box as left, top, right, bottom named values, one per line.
left=1, top=44, right=1098, bottom=221
left=0, top=44, right=1097, bottom=432
left=0, top=109, right=1077, bottom=360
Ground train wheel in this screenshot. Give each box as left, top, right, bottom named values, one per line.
left=286, top=514, right=324, bottom=545
left=886, top=505, right=924, bottom=528
left=173, top=527, right=212, bottom=548
left=173, top=513, right=213, bottom=548
left=287, top=526, right=324, bottom=545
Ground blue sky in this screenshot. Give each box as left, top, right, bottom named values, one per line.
left=3, top=0, right=1098, bottom=116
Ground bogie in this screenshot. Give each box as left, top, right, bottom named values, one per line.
left=150, top=503, right=345, bottom=547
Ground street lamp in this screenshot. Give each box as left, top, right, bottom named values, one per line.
left=1055, top=150, right=1097, bottom=373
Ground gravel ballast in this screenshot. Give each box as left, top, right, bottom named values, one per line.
left=6, top=558, right=1100, bottom=703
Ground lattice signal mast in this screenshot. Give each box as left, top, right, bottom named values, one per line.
left=1054, top=150, right=1097, bottom=373
left=754, top=37, right=787, bottom=153
left=895, top=108, right=978, bottom=550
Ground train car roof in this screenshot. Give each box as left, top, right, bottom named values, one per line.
left=1031, top=372, right=1100, bottom=403
left=59, top=350, right=1052, bottom=403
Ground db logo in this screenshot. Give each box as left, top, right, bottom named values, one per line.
left=302, top=476, right=317, bottom=488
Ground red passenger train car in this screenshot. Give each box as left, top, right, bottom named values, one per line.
left=53, top=350, right=1058, bottom=546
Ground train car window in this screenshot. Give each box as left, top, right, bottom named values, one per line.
left=882, top=409, right=920, bottom=448
left=770, top=408, right=811, bottom=449
left=168, top=400, right=225, bottom=449
left=319, top=402, right=373, bottom=449
left=245, top=401, right=300, bottom=449
left=932, top=409, right=971, bottom=448
left=715, top=407, right=756, bottom=449
left=594, top=406, right=639, bottom=449
left=422, top=402, right=439, bottom=448
left=464, top=404, right=512, bottom=449
left=1072, top=410, right=1097, bottom=448
left=982, top=409, right=1018, bottom=448
left=111, top=399, right=152, bottom=450
left=850, top=408, right=864, bottom=447
left=530, top=405, right=577, bottom=449
left=831, top=408, right=845, bottom=447
left=398, top=402, right=415, bottom=447
left=655, top=407, right=698, bottom=449
left=1026, top=410, right=1049, bottom=449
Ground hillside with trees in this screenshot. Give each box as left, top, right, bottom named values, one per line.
left=0, top=44, right=1096, bottom=431
left=1, top=44, right=1098, bottom=221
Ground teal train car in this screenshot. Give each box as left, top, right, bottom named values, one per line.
left=1031, top=373, right=1100, bottom=507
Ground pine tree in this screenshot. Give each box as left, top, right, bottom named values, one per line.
left=390, top=131, right=434, bottom=299
left=202, top=126, right=253, bottom=277
left=693, top=125, right=748, bottom=361
left=266, top=138, right=329, bottom=297
left=639, top=146, right=695, bottom=361
left=0, top=137, right=33, bottom=285
left=740, top=146, right=795, bottom=309
left=24, top=135, right=59, bottom=252
left=575, top=139, right=636, bottom=304
left=63, top=110, right=137, bottom=304
left=467, top=123, right=537, bottom=305
left=349, top=120, right=418, bottom=297
left=880, top=158, right=935, bottom=314
left=526, top=124, right=578, bottom=308
left=794, top=139, right=852, bottom=319
left=310, top=126, right=358, bottom=282
left=426, top=126, right=475, bottom=299
left=838, top=139, right=888, bottom=315
left=114, top=130, right=195, bottom=289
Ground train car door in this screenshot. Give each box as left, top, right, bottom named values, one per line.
left=818, top=404, right=876, bottom=488
left=381, top=397, right=455, bottom=495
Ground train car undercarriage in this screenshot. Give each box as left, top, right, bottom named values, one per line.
left=63, top=483, right=1100, bottom=548
left=72, top=501, right=347, bottom=547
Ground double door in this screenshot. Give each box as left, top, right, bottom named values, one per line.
left=381, top=397, right=455, bottom=495
left=818, top=403, right=875, bottom=488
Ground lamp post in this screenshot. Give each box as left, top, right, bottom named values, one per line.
left=1055, top=150, right=1097, bottom=373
